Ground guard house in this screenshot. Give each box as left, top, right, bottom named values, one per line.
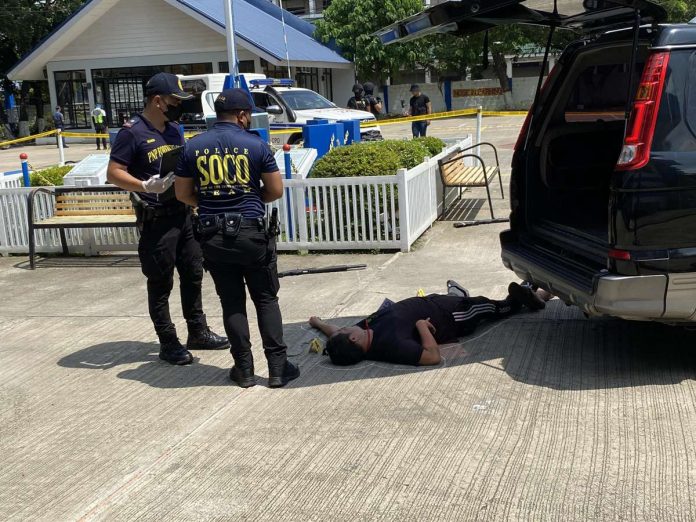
left=7, top=0, right=354, bottom=129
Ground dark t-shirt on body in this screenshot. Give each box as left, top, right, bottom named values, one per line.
left=109, top=114, right=184, bottom=207
left=357, top=295, right=461, bottom=366
left=409, top=94, right=430, bottom=116
left=175, top=122, right=278, bottom=219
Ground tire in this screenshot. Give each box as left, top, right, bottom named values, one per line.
left=287, top=133, right=304, bottom=146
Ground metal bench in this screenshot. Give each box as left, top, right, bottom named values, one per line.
left=438, top=142, right=504, bottom=219
left=27, top=185, right=135, bottom=269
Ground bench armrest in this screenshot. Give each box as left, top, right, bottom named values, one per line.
left=458, top=142, right=500, bottom=168
left=27, top=187, right=56, bottom=225
left=439, top=153, right=487, bottom=170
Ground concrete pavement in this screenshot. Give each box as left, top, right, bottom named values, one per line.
left=3, top=221, right=696, bottom=520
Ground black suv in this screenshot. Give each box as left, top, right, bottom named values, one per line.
left=380, top=0, right=696, bottom=323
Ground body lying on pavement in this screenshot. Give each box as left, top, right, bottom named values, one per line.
left=309, top=282, right=550, bottom=366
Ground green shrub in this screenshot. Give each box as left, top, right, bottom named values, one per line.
left=30, top=165, right=73, bottom=186
left=378, top=140, right=430, bottom=169
left=414, top=136, right=446, bottom=156
left=311, top=142, right=401, bottom=178
left=311, top=139, right=439, bottom=178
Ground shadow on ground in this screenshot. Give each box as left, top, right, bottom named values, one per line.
left=59, top=300, right=696, bottom=391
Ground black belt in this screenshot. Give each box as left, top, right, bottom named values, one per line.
left=204, top=214, right=265, bottom=228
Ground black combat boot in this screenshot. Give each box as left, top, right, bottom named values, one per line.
left=268, top=360, right=300, bottom=388
left=186, top=327, right=230, bottom=350
left=159, top=339, right=194, bottom=365
left=229, top=350, right=256, bottom=388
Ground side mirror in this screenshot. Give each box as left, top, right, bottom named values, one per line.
left=266, top=104, right=284, bottom=115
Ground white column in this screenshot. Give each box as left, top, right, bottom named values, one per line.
left=47, top=64, right=58, bottom=115
left=307, top=0, right=317, bottom=15
left=506, top=59, right=513, bottom=80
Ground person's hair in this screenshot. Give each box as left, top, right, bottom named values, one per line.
left=324, top=333, right=365, bottom=366
left=216, top=108, right=247, bottom=120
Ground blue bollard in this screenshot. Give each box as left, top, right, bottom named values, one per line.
left=20, top=153, right=30, bottom=187
left=283, top=144, right=294, bottom=240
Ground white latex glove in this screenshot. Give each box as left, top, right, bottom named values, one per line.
left=141, top=172, right=175, bottom=194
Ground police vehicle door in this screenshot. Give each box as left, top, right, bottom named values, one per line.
left=252, top=92, right=286, bottom=125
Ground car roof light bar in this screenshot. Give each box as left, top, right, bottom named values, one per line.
left=249, top=79, right=295, bottom=87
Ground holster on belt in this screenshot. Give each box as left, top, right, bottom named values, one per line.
left=267, top=208, right=280, bottom=238
left=129, top=192, right=152, bottom=232
left=193, top=213, right=223, bottom=242
left=221, top=212, right=242, bottom=239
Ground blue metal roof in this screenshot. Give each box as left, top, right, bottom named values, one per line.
left=178, top=0, right=350, bottom=65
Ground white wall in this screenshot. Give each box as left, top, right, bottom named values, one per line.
left=332, top=68, right=356, bottom=108
left=384, top=76, right=548, bottom=112
left=59, top=0, right=226, bottom=60
left=383, top=83, right=447, bottom=115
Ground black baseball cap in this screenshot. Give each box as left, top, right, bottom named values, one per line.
left=145, top=72, right=193, bottom=100
left=410, top=84, right=420, bottom=92
left=214, top=88, right=253, bottom=112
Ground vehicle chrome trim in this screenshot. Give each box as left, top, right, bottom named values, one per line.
left=650, top=44, right=696, bottom=50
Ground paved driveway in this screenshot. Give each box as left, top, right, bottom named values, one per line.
left=2, top=221, right=696, bottom=521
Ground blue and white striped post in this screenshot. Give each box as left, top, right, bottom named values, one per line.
left=19, top=153, right=30, bottom=187
left=282, top=144, right=294, bottom=240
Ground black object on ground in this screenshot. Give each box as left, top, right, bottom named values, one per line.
left=278, top=264, right=367, bottom=278
left=453, top=218, right=509, bottom=228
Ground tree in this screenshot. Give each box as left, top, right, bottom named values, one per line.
left=0, top=0, right=84, bottom=134
left=314, top=0, right=424, bottom=83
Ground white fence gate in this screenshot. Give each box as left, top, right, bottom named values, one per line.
left=0, top=140, right=470, bottom=257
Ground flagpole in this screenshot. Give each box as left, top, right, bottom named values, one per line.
left=224, top=0, right=239, bottom=88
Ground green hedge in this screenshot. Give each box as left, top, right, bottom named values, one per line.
left=30, top=166, right=73, bottom=187
left=414, top=137, right=446, bottom=156
left=311, top=138, right=445, bottom=178
left=311, top=142, right=401, bottom=178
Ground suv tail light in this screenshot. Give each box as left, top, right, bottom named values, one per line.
left=616, top=51, right=670, bottom=170
left=514, top=62, right=559, bottom=151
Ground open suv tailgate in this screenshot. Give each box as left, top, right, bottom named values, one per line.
left=376, top=0, right=667, bottom=45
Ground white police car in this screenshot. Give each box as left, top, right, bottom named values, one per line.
left=177, top=73, right=381, bottom=146
left=248, top=78, right=382, bottom=145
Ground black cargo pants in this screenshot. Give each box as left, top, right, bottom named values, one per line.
left=138, top=211, right=207, bottom=343
left=201, top=224, right=287, bottom=369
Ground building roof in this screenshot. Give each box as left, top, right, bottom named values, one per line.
left=178, top=0, right=349, bottom=65
left=7, top=0, right=350, bottom=80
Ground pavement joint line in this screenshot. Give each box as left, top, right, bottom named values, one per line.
left=76, top=386, right=249, bottom=521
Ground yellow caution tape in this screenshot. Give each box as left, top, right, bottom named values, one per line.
left=0, top=107, right=526, bottom=148
left=0, top=129, right=58, bottom=147
left=361, top=108, right=528, bottom=128
left=62, top=132, right=110, bottom=138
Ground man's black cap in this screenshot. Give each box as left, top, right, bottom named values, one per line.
left=214, top=88, right=253, bottom=112
left=145, top=72, right=193, bottom=100
left=410, top=84, right=420, bottom=92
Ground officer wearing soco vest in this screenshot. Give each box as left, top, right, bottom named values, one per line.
left=107, top=72, right=229, bottom=365
left=175, top=88, right=300, bottom=388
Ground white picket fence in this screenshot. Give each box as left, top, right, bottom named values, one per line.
left=0, top=140, right=469, bottom=256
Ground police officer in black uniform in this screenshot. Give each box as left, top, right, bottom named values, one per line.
left=174, top=88, right=300, bottom=388
left=107, top=72, right=229, bottom=365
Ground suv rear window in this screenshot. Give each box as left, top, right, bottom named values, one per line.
left=564, top=63, right=643, bottom=122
